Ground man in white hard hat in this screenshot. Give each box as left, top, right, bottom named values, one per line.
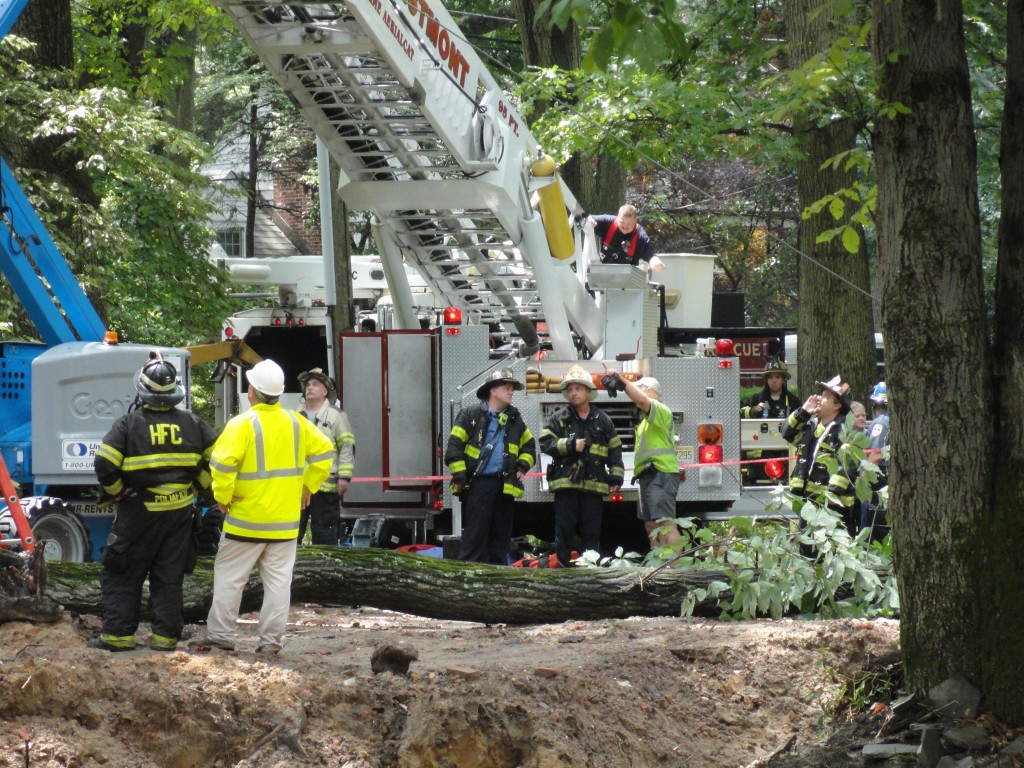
left=607, top=370, right=681, bottom=551
left=191, top=359, right=335, bottom=655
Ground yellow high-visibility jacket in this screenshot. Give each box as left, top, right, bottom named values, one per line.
left=211, top=403, right=335, bottom=541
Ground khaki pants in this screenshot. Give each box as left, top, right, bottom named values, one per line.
left=206, top=537, right=297, bottom=649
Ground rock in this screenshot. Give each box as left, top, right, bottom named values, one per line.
left=446, top=666, right=482, bottom=679
left=534, top=667, right=559, bottom=678
left=927, top=677, right=982, bottom=719
left=918, top=726, right=944, bottom=768
left=935, top=757, right=974, bottom=768
left=1004, top=736, right=1024, bottom=755
left=369, top=641, right=418, bottom=675
left=862, top=742, right=918, bottom=759
left=942, top=724, right=990, bottom=751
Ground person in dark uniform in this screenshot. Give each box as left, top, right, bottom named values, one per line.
left=540, top=365, right=624, bottom=567
left=445, top=368, right=536, bottom=565
left=588, top=204, right=665, bottom=271
left=741, top=358, right=801, bottom=486
left=781, top=375, right=860, bottom=537
left=90, top=351, right=218, bottom=652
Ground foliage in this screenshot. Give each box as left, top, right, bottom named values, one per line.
left=577, top=417, right=896, bottom=620
left=74, top=0, right=230, bottom=104
left=0, top=35, right=232, bottom=346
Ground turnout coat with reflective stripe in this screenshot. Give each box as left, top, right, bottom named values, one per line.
left=307, top=401, right=356, bottom=491
left=211, top=403, right=335, bottom=541
left=539, top=405, right=624, bottom=495
left=780, top=409, right=857, bottom=509
left=445, top=402, right=536, bottom=498
left=95, top=405, right=218, bottom=512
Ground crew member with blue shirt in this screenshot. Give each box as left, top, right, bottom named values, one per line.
left=445, top=368, right=536, bottom=564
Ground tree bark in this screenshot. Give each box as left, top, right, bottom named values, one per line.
left=985, top=0, right=1024, bottom=721
left=783, top=0, right=877, bottom=401
left=43, top=549, right=729, bottom=625
left=872, top=0, right=1000, bottom=716
left=510, top=0, right=618, bottom=212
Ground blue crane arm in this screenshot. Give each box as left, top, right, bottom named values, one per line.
left=0, top=160, right=108, bottom=345
left=0, top=0, right=31, bottom=39
left=1, top=0, right=107, bottom=345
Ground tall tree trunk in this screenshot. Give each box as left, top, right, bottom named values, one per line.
left=159, top=26, right=198, bottom=135
left=783, top=0, right=876, bottom=401
left=872, top=0, right=1000, bottom=715
left=511, top=0, right=616, bottom=212
left=986, top=0, right=1024, bottom=721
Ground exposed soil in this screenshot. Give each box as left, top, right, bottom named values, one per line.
left=0, top=606, right=903, bottom=768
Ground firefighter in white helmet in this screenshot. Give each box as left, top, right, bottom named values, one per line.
left=191, top=359, right=334, bottom=655
left=539, top=365, right=624, bottom=567
left=781, top=375, right=860, bottom=536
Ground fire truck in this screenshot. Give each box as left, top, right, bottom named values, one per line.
left=209, top=0, right=751, bottom=550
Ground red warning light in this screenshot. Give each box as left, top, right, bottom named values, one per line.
left=765, top=459, right=786, bottom=480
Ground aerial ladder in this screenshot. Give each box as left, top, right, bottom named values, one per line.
left=212, top=0, right=614, bottom=361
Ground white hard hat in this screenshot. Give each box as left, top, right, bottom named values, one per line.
left=246, top=360, right=286, bottom=397
left=636, top=377, right=661, bottom=397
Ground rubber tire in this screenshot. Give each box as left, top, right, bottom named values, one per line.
left=27, top=501, right=92, bottom=563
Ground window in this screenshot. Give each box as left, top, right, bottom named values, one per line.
left=217, top=229, right=243, bottom=257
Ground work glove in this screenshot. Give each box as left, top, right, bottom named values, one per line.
left=450, top=471, right=467, bottom=495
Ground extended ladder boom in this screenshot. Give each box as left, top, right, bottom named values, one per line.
left=214, top=0, right=603, bottom=359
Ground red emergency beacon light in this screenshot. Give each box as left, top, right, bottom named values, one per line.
left=765, top=458, right=786, bottom=480
left=443, top=306, right=462, bottom=335
left=715, top=338, right=734, bottom=368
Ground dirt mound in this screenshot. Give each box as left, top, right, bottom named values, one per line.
left=0, top=608, right=900, bottom=767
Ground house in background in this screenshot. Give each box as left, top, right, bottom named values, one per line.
left=201, top=135, right=322, bottom=260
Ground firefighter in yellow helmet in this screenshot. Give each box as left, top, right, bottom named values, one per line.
left=538, top=365, right=624, bottom=567
left=191, top=359, right=334, bottom=655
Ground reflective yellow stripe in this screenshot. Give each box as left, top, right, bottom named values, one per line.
left=450, top=460, right=466, bottom=473
left=122, top=453, right=204, bottom=472
left=96, top=444, right=124, bottom=466
left=451, top=426, right=468, bottom=441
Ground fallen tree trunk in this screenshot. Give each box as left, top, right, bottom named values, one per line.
left=0, top=548, right=63, bottom=623
left=44, top=547, right=732, bottom=625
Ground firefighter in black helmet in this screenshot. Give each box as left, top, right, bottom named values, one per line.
left=90, top=351, right=218, bottom=652
left=740, top=358, right=800, bottom=486
left=741, top=358, right=800, bottom=419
